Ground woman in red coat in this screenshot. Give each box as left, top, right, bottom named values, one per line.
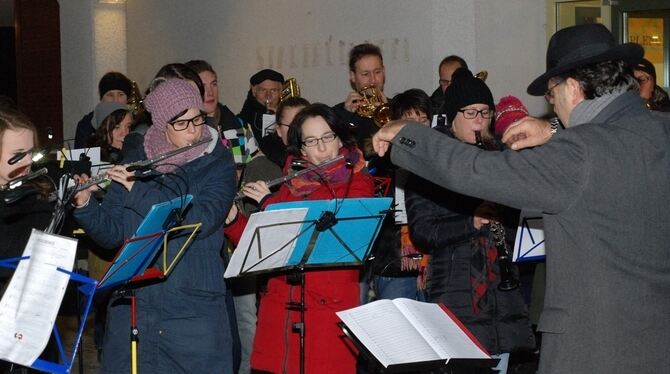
left=226, top=103, right=374, bottom=373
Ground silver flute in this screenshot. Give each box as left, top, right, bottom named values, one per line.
left=234, top=155, right=344, bottom=200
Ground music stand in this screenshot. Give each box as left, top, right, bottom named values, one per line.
left=97, top=194, right=194, bottom=291
left=224, top=197, right=392, bottom=374
left=95, top=194, right=200, bottom=374
left=0, top=231, right=96, bottom=374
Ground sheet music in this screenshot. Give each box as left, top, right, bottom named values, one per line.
left=261, top=114, right=277, bottom=137
left=57, top=146, right=103, bottom=176
left=337, top=299, right=442, bottom=367
left=0, top=230, right=77, bottom=366
left=224, top=208, right=307, bottom=278
left=394, top=169, right=409, bottom=224
left=393, top=298, right=490, bottom=361
left=337, top=298, right=491, bottom=368
left=513, top=210, right=546, bottom=261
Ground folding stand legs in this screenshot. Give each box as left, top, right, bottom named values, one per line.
left=288, top=267, right=306, bottom=374
left=130, top=291, right=138, bottom=374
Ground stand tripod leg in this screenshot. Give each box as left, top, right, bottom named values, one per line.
left=130, top=291, right=138, bottom=374
left=289, top=268, right=306, bottom=374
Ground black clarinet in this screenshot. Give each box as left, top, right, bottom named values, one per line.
left=474, top=131, right=520, bottom=291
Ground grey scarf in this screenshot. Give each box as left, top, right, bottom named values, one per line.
left=569, top=88, right=627, bottom=127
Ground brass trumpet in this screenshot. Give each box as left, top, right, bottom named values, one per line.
left=475, top=70, right=488, bottom=81
left=281, top=78, right=301, bottom=101
left=355, top=85, right=391, bottom=127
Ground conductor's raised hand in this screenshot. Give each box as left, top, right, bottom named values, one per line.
left=502, top=117, right=553, bottom=151
left=371, top=120, right=408, bottom=157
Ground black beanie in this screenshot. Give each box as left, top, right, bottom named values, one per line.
left=250, top=69, right=284, bottom=86
left=443, top=67, right=494, bottom=124
left=98, top=72, right=133, bottom=99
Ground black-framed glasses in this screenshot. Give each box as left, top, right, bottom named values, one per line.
left=301, top=132, right=337, bottom=147
left=458, top=108, right=494, bottom=119
left=168, top=112, right=207, bottom=131
left=544, top=79, right=564, bottom=103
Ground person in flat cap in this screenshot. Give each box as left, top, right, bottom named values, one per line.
left=74, top=71, right=133, bottom=148
left=238, top=68, right=285, bottom=140
left=634, top=58, right=670, bottom=112
left=372, top=23, right=670, bottom=374
left=73, top=78, right=237, bottom=373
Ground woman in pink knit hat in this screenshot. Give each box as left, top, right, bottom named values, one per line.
left=73, top=78, right=237, bottom=373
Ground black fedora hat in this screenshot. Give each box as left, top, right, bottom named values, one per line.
left=527, top=23, right=644, bottom=96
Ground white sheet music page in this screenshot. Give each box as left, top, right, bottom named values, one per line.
left=513, top=210, right=546, bottom=261
left=393, top=298, right=490, bottom=362
left=336, top=299, right=442, bottom=368
left=0, top=229, right=77, bottom=366
left=394, top=169, right=409, bottom=224
left=224, top=208, right=306, bottom=278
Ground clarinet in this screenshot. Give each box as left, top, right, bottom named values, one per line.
left=474, top=131, right=520, bottom=291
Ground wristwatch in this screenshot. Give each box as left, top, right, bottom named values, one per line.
left=549, top=117, right=561, bottom=135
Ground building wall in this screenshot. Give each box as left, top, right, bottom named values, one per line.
left=60, top=0, right=548, bottom=139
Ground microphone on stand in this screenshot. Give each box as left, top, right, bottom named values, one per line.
left=3, top=186, right=39, bottom=205
left=313, top=154, right=355, bottom=232
left=1, top=167, right=49, bottom=191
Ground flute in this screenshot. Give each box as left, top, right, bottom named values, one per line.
left=234, top=155, right=344, bottom=200
left=70, top=137, right=212, bottom=194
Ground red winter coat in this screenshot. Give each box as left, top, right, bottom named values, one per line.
left=226, top=168, right=375, bottom=374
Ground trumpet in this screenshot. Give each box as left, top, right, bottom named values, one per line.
left=281, top=78, right=301, bottom=101
left=475, top=70, right=488, bottom=81
left=355, top=85, right=392, bottom=127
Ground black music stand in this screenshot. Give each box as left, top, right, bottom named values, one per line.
left=224, top=197, right=392, bottom=374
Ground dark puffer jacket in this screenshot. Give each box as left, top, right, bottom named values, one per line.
left=405, top=165, right=535, bottom=355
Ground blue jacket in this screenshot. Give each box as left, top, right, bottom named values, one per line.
left=74, top=133, right=237, bottom=373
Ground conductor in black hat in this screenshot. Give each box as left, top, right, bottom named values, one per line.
left=372, top=23, right=670, bottom=374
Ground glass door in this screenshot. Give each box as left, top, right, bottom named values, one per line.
left=612, top=1, right=670, bottom=89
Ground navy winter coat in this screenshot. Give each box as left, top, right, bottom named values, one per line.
left=74, top=134, right=237, bottom=373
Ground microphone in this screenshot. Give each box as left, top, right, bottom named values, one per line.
left=8, top=144, right=58, bottom=165
left=126, top=137, right=210, bottom=172
left=1, top=167, right=49, bottom=191
left=311, top=153, right=355, bottom=232
left=3, top=186, right=39, bottom=205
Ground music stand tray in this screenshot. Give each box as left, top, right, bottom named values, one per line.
left=224, top=197, right=392, bottom=278
left=97, top=194, right=194, bottom=291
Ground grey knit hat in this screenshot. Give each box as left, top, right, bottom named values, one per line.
left=93, top=102, right=128, bottom=129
